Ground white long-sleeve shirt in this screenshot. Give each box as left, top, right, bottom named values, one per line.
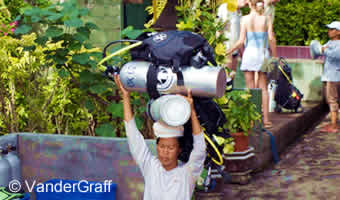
left=322, top=40, right=340, bottom=82
left=124, top=118, right=206, bottom=200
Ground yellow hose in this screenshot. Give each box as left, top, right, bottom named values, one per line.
left=97, top=41, right=143, bottom=72
left=204, top=133, right=224, bottom=165
left=278, top=65, right=292, bottom=85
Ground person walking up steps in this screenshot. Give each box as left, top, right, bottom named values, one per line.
left=319, top=21, right=340, bottom=133
left=114, top=74, right=206, bottom=200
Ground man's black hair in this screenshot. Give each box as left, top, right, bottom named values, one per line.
left=155, top=121, right=193, bottom=163
left=156, top=136, right=185, bottom=150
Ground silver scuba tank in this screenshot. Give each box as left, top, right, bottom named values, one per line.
left=119, top=61, right=227, bottom=98
left=147, top=94, right=191, bottom=126
left=0, top=148, right=12, bottom=187
left=268, top=80, right=278, bottom=112
left=5, top=144, right=21, bottom=183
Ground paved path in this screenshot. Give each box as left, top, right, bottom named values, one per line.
left=223, top=114, right=340, bottom=200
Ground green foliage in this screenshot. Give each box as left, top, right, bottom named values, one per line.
left=274, top=0, right=340, bottom=45
left=2, top=0, right=27, bottom=20
left=0, top=0, right=14, bottom=36
left=5, top=2, right=150, bottom=138
left=2, top=0, right=50, bottom=21
left=0, top=33, right=92, bottom=135
left=95, top=123, right=116, bottom=137
left=218, top=90, right=261, bottom=135
left=11, top=0, right=109, bottom=136
left=175, top=0, right=229, bottom=65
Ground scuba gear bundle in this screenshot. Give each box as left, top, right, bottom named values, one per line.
left=99, top=30, right=233, bottom=188
left=273, top=57, right=304, bottom=113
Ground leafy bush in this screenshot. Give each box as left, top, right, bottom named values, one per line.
left=175, top=0, right=229, bottom=65
left=7, top=0, right=150, bottom=137
left=274, top=0, right=340, bottom=45
left=217, top=90, right=261, bottom=135
left=0, top=33, right=63, bottom=133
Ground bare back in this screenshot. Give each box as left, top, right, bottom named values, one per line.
left=243, top=13, right=267, bottom=33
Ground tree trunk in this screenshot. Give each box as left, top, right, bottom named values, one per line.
left=0, top=83, right=11, bottom=133
left=8, top=81, right=18, bottom=132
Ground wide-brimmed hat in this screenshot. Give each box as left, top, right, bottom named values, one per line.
left=326, top=21, right=340, bottom=30
left=153, top=121, right=184, bottom=138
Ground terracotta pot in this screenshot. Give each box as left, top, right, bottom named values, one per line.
left=231, top=132, right=249, bottom=152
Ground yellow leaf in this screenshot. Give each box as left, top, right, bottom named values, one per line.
left=215, top=42, right=226, bottom=56
left=227, top=0, right=237, bottom=12
left=194, top=9, right=201, bottom=20
left=240, top=93, right=251, bottom=100
left=176, top=21, right=186, bottom=30
left=176, top=19, right=194, bottom=31
left=213, top=134, right=225, bottom=146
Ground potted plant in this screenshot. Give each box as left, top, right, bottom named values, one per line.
left=217, top=89, right=262, bottom=152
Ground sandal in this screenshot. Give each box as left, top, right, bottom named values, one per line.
left=263, top=121, right=273, bottom=129
left=320, top=125, right=339, bottom=133
left=320, top=123, right=331, bottom=132
left=320, top=126, right=339, bottom=133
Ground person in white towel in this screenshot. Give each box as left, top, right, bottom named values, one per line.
left=114, top=74, right=206, bottom=200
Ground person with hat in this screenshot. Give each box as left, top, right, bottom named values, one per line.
left=319, top=21, right=340, bottom=133
left=113, top=74, right=206, bottom=200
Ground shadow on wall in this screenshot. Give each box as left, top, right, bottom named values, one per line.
left=308, top=76, right=323, bottom=102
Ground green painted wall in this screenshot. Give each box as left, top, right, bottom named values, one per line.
left=77, top=0, right=122, bottom=49
left=123, top=0, right=152, bottom=30
left=75, top=0, right=151, bottom=49
left=234, top=59, right=324, bottom=102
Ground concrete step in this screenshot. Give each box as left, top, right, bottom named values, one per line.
left=194, top=101, right=329, bottom=199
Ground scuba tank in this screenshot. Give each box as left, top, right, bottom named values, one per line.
left=268, top=80, right=277, bottom=112
left=146, top=94, right=191, bottom=126
left=4, top=144, right=21, bottom=183
left=0, top=148, right=11, bottom=187
left=119, top=61, right=226, bottom=98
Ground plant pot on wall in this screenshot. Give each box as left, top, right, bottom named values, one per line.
left=217, top=89, right=261, bottom=152
left=230, top=132, right=249, bottom=152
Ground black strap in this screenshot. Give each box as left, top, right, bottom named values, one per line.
left=172, top=59, right=185, bottom=86
left=146, top=63, right=161, bottom=99
left=176, top=71, right=184, bottom=86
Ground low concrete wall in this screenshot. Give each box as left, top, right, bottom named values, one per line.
left=16, top=133, right=156, bottom=200
left=250, top=101, right=329, bottom=171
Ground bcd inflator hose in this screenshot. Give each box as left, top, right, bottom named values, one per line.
left=97, top=40, right=143, bottom=72
left=204, top=133, right=224, bottom=166
left=262, top=128, right=280, bottom=164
